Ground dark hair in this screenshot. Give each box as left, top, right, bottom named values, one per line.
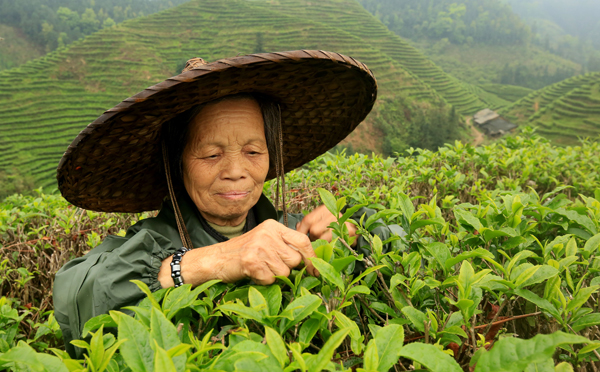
left=162, top=93, right=280, bottom=192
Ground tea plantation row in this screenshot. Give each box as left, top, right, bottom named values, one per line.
left=1, top=130, right=600, bottom=371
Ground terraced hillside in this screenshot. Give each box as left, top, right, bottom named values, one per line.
left=478, top=83, right=534, bottom=103
left=503, top=72, right=600, bottom=144
left=0, top=0, right=477, bottom=193
left=257, top=0, right=487, bottom=115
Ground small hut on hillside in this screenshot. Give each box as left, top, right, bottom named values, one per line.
left=473, top=108, right=517, bottom=137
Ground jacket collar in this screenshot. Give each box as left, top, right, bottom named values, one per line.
left=176, top=193, right=278, bottom=222
left=169, top=193, right=278, bottom=246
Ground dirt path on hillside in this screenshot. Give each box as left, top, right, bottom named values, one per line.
left=467, top=117, right=485, bottom=146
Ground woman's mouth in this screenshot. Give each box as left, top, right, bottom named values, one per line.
left=217, top=191, right=250, bottom=200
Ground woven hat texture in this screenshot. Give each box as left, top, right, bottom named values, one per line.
left=57, top=50, right=377, bottom=212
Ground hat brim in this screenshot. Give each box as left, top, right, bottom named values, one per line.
left=57, top=50, right=377, bottom=212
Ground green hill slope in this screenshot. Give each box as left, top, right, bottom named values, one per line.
left=257, top=0, right=487, bottom=115
left=0, top=0, right=479, bottom=195
left=0, top=0, right=193, bottom=71
left=415, top=42, right=582, bottom=91
left=359, top=0, right=584, bottom=92
left=503, top=72, right=600, bottom=144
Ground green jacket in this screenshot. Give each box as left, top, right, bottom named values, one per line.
left=53, top=194, right=390, bottom=358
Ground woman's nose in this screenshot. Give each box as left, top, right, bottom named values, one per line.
left=220, top=153, right=247, bottom=180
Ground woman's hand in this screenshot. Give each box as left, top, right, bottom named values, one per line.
left=158, top=219, right=318, bottom=288
left=296, top=204, right=358, bottom=245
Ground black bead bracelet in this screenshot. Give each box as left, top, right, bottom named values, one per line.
left=170, top=247, right=189, bottom=287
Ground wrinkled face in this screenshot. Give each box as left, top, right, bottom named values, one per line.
left=182, top=98, right=269, bottom=226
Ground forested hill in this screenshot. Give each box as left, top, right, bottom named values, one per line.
left=0, top=0, right=189, bottom=70
left=0, top=0, right=488, bottom=196
left=360, top=0, right=529, bottom=46
left=359, top=0, right=584, bottom=90
left=505, top=0, right=600, bottom=70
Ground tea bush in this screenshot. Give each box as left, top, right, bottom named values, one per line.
left=1, top=130, right=600, bottom=371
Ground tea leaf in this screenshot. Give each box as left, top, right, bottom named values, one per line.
left=318, top=188, right=338, bottom=216
left=518, top=265, right=559, bottom=288
left=255, top=285, right=282, bottom=317
left=444, top=248, right=494, bottom=270
left=265, top=327, right=287, bottom=368
left=374, top=324, right=404, bottom=372
left=150, top=308, right=185, bottom=372
left=331, top=256, right=359, bottom=273
left=217, top=303, right=264, bottom=323
left=153, top=342, right=177, bottom=372
left=572, top=313, right=600, bottom=332
left=307, top=328, right=350, bottom=372
left=401, top=307, right=427, bottom=333
left=281, top=294, right=322, bottom=332
left=363, top=340, right=379, bottom=371
left=299, top=319, right=321, bottom=350
left=514, top=289, right=562, bottom=320
left=583, top=233, right=600, bottom=257
left=565, top=286, right=600, bottom=314
left=116, top=312, right=154, bottom=372
left=399, top=343, right=462, bottom=372
left=248, top=287, right=269, bottom=316
left=309, top=257, right=344, bottom=291
left=474, top=332, right=589, bottom=372
left=82, top=314, right=118, bottom=338
left=424, top=242, right=451, bottom=273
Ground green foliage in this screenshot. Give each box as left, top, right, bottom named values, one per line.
left=0, top=166, right=36, bottom=200
left=373, top=98, right=463, bottom=156
left=0, top=0, right=190, bottom=56
left=2, top=133, right=600, bottom=370
left=359, top=0, right=530, bottom=46
left=412, top=36, right=583, bottom=91
left=0, top=188, right=151, bottom=333
left=505, top=0, right=600, bottom=65
left=498, top=62, right=577, bottom=90
left=360, top=0, right=585, bottom=90
left=0, top=23, right=44, bottom=70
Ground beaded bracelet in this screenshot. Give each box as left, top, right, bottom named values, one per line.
left=170, top=247, right=189, bottom=287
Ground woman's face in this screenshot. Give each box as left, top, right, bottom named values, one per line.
left=182, top=98, right=269, bottom=226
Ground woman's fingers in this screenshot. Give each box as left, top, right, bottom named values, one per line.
left=296, top=204, right=358, bottom=246
left=296, top=204, right=336, bottom=242
left=279, top=226, right=318, bottom=277
left=214, top=219, right=321, bottom=285
left=239, top=242, right=293, bottom=283
left=295, top=219, right=309, bottom=235
left=296, top=205, right=329, bottom=238
left=251, top=262, right=281, bottom=285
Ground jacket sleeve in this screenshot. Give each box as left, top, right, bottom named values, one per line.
left=53, top=228, right=177, bottom=358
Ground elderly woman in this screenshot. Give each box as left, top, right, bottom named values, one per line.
left=53, top=51, right=388, bottom=357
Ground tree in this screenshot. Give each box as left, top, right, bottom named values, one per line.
left=254, top=32, right=265, bottom=53
left=41, top=21, right=58, bottom=51
left=56, top=7, right=80, bottom=30
left=79, top=8, right=100, bottom=34
left=102, top=17, right=116, bottom=29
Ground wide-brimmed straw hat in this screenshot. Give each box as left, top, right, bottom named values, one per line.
left=57, top=50, right=377, bottom=213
